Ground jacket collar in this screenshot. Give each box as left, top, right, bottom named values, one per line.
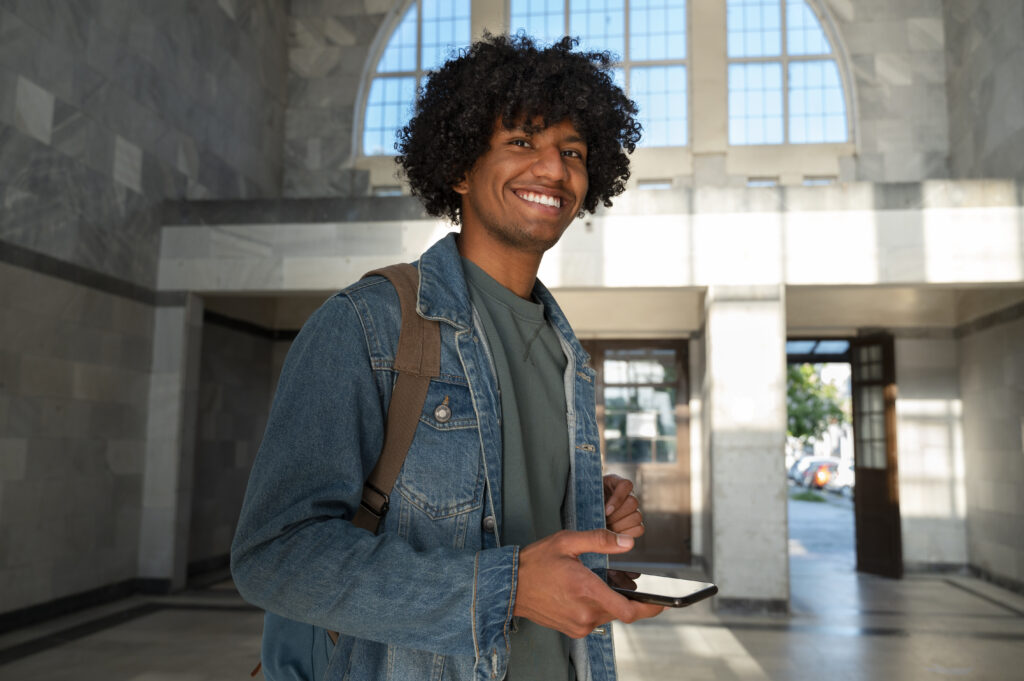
left=415, top=232, right=591, bottom=366
left=416, top=232, right=476, bottom=331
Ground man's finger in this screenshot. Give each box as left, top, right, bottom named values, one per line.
left=558, top=528, right=634, bottom=557
left=603, top=476, right=633, bottom=516
left=607, top=494, right=639, bottom=524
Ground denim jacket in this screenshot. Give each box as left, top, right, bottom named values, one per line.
left=231, top=234, right=616, bottom=681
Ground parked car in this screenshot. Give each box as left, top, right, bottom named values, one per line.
left=825, top=461, right=855, bottom=498
left=803, top=460, right=838, bottom=489
left=788, top=456, right=836, bottom=486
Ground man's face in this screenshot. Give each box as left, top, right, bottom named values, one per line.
left=454, top=118, right=589, bottom=255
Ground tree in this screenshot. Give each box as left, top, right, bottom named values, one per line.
left=787, top=363, right=847, bottom=444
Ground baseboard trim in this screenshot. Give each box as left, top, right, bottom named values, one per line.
left=187, top=554, right=231, bottom=578
left=969, top=564, right=1024, bottom=596
left=0, top=578, right=172, bottom=634
left=714, top=597, right=789, bottom=615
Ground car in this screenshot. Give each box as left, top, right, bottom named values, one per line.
left=789, top=456, right=836, bottom=486
left=803, top=460, right=838, bottom=489
left=825, top=461, right=855, bottom=497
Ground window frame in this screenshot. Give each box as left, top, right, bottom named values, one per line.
left=511, top=0, right=693, bottom=150
left=726, top=0, right=853, bottom=146
left=352, top=0, right=857, bottom=189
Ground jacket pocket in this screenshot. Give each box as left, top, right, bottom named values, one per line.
left=394, top=380, right=483, bottom=520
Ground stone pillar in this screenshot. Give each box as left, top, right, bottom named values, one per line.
left=137, top=294, right=203, bottom=592
left=704, top=285, right=789, bottom=612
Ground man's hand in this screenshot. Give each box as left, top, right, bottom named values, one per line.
left=603, top=474, right=644, bottom=537
left=513, top=529, right=665, bottom=638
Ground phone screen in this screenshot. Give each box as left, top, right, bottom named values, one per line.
left=607, top=570, right=718, bottom=607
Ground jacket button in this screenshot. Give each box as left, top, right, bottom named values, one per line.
left=482, top=515, right=496, bottom=532
left=434, top=403, right=451, bottom=423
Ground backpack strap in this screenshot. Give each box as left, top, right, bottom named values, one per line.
left=352, top=263, right=441, bottom=533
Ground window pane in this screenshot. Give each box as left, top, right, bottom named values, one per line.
left=789, top=60, right=846, bottom=142
left=378, top=4, right=418, bottom=72
left=511, top=0, right=566, bottom=45
left=728, top=63, right=783, bottom=144
left=630, top=0, right=686, bottom=61
left=604, top=349, right=677, bottom=383
left=814, top=340, right=850, bottom=355
left=786, top=0, right=831, bottom=55
left=727, top=0, right=781, bottom=58
left=655, top=438, right=677, bottom=462
left=786, top=340, right=816, bottom=354
left=421, top=0, right=470, bottom=71
left=363, top=76, right=417, bottom=155
left=632, top=65, right=687, bottom=146
left=570, top=0, right=626, bottom=58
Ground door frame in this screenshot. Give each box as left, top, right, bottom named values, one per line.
left=583, top=338, right=692, bottom=563
left=850, top=333, right=903, bottom=578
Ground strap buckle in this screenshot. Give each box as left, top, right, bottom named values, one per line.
left=360, top=481, right=390, bottom=519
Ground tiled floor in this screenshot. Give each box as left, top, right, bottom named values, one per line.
left=1, top=494, right=1022, bottom=680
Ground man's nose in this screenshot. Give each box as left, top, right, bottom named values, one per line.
left=531, top=145, right=567, bottom=181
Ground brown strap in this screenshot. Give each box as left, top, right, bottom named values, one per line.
left=326, top=265, right=439, bottom=647
left=260, top=266, right=440, bottom=669
left=352, top=263, right=441, bottom=533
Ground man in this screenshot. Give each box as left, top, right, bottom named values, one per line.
left=231, top=35, right=662, bottom=681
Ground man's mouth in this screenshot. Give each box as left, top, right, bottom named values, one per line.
left=515, top=190, right=562, bottom=208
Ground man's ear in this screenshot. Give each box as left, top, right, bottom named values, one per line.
left=453, top=176, right=469, bottom=195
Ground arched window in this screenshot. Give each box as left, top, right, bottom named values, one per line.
left=511, top=0, right=689, bottom=147
left=727, top=0, right=848, bottom=145
left=362, top=0, right=471, bottom=156
left=356, top=0, right=853, bottom=186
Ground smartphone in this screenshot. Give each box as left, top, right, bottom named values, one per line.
left=607, top=570, right=718, bottom=607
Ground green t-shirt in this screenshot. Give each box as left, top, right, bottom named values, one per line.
left=462, top=258, right=573, bottom=681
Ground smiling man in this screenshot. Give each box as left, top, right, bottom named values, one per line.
left=231, top=35, right=660, bottom=681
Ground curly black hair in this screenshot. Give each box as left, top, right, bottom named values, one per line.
left=396, top=34, right=642, bottom=223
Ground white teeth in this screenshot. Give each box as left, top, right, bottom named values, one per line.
left=519, top=191, right=561, bottom=208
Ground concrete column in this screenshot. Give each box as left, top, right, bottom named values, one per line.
left=704, top=285, right=789, bottom=612
left=137, top=294, right=203, bottom=591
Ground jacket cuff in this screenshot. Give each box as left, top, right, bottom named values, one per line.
left=472, top=544, right=518, bottom=680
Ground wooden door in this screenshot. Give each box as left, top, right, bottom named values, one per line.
left=584, top=340, right=691, bottom=563
left=851, top=334, right=903, bottom=578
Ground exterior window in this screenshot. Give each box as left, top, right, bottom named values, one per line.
left=511, top=0, right=688, bottom=147
left=727, top=0, right=847, bottom=145
left=363, top=0, right=471, bottom=156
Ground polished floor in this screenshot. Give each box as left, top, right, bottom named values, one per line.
left=1, top=493, right=1022, bottom=681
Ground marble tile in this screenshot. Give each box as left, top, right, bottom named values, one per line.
left=0, top=9, right=62, bottom=99
left=0, top=66, right=16, bottom=125
left=843, top=21, right=910, bottom=55
left=908, top=16, right=944, bottom=51
left=13, top=76, right=54, bottom=145
left=0, top=438, right=27, bottom=481
left=113, top=135, right=142, bottom=191
left=50, top=101, right=114, bottom=179
left=217, top=0, right=237, bottom=20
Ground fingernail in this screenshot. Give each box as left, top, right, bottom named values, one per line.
left=616, top=533, right=633, bottom=548
left=606, top=504, right=615, bottom=516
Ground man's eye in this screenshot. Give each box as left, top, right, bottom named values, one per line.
left=511, top=139, right=531, bottom=147
left=562, top=149, right=584, bottom=159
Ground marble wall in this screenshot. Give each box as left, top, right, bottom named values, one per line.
left=188, top=320, right=274, bottom=569
left=958, top=312, right=1024, bottom=588
left=943, top=0, right=1024, bottom=179
left=895, top=336, right=968, bottom=569
left=821, top=0, right=951, bottom=182
left=284, top=0, right=387, bottom=197
left=0, top=0, right=288, bottom=286
left=281, top=0, right=957, bottom=189
left=0, top=262, right=153, bottom=613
